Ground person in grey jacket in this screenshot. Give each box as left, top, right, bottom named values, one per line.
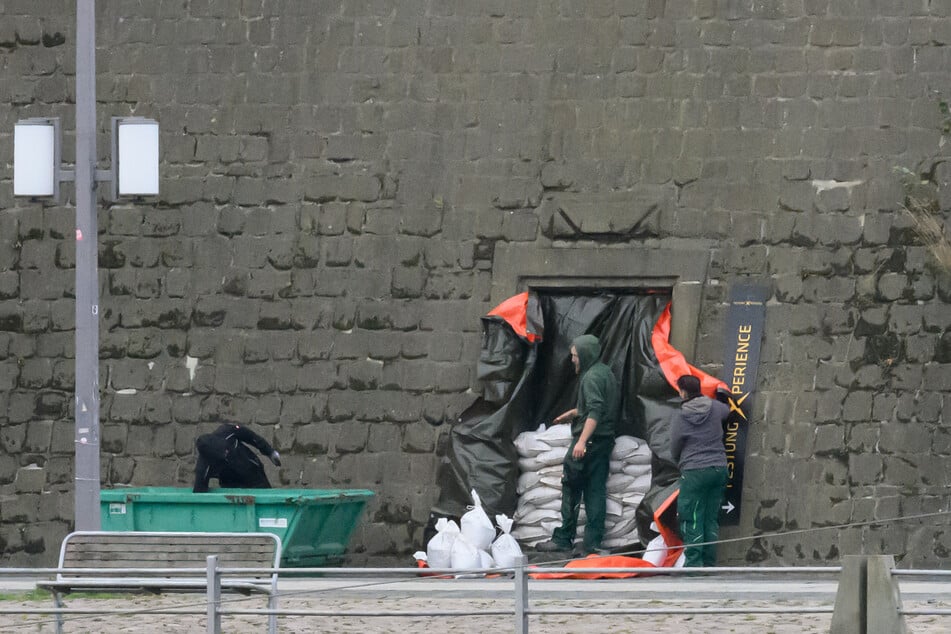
left=670, top=375, right=730, bottom=567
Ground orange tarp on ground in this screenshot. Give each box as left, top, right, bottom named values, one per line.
left=530, top=489, right=684, bottom=579
left=529, top=554, right=657, bottom=579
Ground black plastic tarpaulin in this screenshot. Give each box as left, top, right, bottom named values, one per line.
left=431, top=291, right=687, bottom=544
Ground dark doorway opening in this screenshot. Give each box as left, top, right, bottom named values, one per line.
left=431, top=290, right=685, bottom=546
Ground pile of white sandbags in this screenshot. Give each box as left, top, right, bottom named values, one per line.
left=419, top=490, right=524, bottom=573
left=511, top=424, right=652, bottom=550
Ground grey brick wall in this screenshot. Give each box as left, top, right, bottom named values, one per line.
left=1, top=0, right=950, bottom=567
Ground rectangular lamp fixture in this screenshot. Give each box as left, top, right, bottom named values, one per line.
left=111, top=117, right=160, bottom=198
left=14, top=118, right=60, bottom=198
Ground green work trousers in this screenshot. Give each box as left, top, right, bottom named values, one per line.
left=678, top=465, right=729, bottom=567
left=551, top=436, right=614, bottom=553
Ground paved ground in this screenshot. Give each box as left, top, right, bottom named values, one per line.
left=0, top=573, right=948, bottom=632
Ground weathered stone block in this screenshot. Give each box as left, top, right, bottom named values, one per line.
left=24, top=420, right=52, bottom=453
left=876, top=272, right=907, bottom=301
left=849, top=453, right=883, bottom=485
left=152, top=425, right=176, bottom=456
left=814, top=386, right=846, bottom=421
left=13, top=466, right=45, bottom=493
left=813, top=423, right=844, bottom=456
left=366, top=423, right=401, bottom=453
left=841, top=391, right=873, bottom=422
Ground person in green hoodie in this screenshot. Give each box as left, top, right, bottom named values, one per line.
left=536, top=334, right=619, bottom=556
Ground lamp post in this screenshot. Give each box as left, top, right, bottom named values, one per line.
left=13, top=0, right=159, bottom=531
left=73, top=0, right=100, bottom=532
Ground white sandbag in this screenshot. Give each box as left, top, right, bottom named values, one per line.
left=450, top=533, right=481, bottom=570
left=609, top=472, right=651, bottom=493
left=517, top=471, right=542, bottom=494
left=514, top=507, right=562, bottom=525
left=479, top=549, right=496, bottom=569
left=518, top=447, right=566, bottom=471
left=491, top=514, right=523, bottom=569
left=534, top=423, right=573, bottom=446
left=510, top=524, right=550, bottom=542
left=519, top=485, right=562, bottom=506
left=604, top=513, right=639, bottom=538
left=514, top=431, right=553, bottom=457
left=426, top=518, right=460, bottom=569
left=605, top=497, right=623, bottom=519
left=641, top=533, right=668, bottom=566
left=518, top=465, right=563, bottom=490
left=611, top=435, right=642, bottom=459
left=535, top=497, right=564, bottom=511
left=622, top=460, right=652, bottom=476
left=606, top=472, right=636, bottom=492
left=461, top=490, right=496, bottom=551
left=608, top=487, right=635, bottom=500
left=621, top=495, right=646, bottom=509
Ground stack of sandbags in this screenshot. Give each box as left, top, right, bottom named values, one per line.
left=511, top=425, right=652, bottom=549
left=603, top=435, right=652, bottom=548
left=419, top=492, right=525, bottom=574
left=511, top=424, right=573, bottom=545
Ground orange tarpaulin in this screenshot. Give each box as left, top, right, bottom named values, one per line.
left=487, top=292, right=542, bottom=343
left=652, top=303, right=728, bottom=398
left=652, top=488, right=684, bottom=567
left=529, top=554, right=657, bottom=579
left=530, top=488, right=684, bottom=579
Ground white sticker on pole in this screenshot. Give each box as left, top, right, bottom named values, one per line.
left=258, top=518, right=287, bottom=528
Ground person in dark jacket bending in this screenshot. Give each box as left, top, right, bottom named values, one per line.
left=536, top=334, right=619, bottom=556
left=193, top=424, right=282, bottom=492
left=670, top=375, right=730, bottom=567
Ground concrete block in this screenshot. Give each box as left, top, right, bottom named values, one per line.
left=867, top=555, right=908, bottom=634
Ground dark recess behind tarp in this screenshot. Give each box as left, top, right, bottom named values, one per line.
left=430, top=291, right=685, bottom=546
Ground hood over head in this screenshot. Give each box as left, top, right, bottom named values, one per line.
left=571, top=334, right=601, bottom=374
left=680, top=396, right=715, bottom=424
left=196, top=434, right=232, bottom=462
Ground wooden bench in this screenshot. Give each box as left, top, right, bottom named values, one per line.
left=37, top=531, right=281, bottom=634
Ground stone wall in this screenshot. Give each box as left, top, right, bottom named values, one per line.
left=1, top=0, right=950, bottom=566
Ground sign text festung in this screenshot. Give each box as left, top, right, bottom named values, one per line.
left=719, top=284, right=768, bottom=525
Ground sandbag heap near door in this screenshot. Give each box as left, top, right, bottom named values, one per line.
left=510, top=424, right=651, bottom=549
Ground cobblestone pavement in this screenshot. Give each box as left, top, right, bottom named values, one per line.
left=0, top=592, right=947, bottom=633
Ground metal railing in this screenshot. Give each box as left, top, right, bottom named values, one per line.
left=0, top=556, right=918, bottom=633
left=3, top=554, right=951, bottom=633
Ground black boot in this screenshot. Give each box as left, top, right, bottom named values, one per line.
left=535, top=539, right=571, bottom=552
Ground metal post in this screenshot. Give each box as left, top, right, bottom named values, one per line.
left=73, top=0, right=101, bottom=531
left=514, top=554, right=528, bottom=634
left=206, top=555, right=221, bottom=634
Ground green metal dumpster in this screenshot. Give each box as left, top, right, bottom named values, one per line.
left=100, top=487, right=374, bottom=567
